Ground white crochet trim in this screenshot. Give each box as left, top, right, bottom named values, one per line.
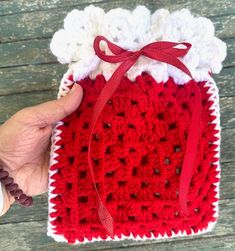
left=47, top=73, right=221, bottom=244
left=50, top=5, right=227, bottom=85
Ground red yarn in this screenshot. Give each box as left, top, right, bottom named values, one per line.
left=90, top=36, right=193, bottom=235
left=50, top=73, right=219, bottom=243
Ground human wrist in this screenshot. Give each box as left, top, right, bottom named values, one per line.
left=0, top=149, right=17, bottom=173
left=0, top=162, right=33, bottom=209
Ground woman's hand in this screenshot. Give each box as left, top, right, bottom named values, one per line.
left=0, top=83, right=83, bottom=215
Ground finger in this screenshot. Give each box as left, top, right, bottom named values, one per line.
left=32, top=83, right=83, bottom=126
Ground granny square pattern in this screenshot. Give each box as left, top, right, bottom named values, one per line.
left=48, top=5, right=227, bottom=244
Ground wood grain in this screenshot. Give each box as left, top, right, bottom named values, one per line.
left=1, top=0, right=234, bottom=17
left=0, top=0, right=234, bottom=250
left=0, top=90, right=57, bottom=121
left=0, top=91, right=235, bottom=129
left=0, top=160, right=234, bottom=225
left=220, top=129, right=235, bottom=163
left=0, top=38, right=57, bottom=68
left=0, top=64, right=234, bottom=97
left=0, top=64, right=66, bottom=96
left=0, top=37, right=234, bottom=68
left=220, top=97, right=235, bottom=129
left=0, top=198, right=234, bottom=251
left=0, top=3, right=234, bottom=43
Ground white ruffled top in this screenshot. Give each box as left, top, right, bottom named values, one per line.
left=50, top=5, right=227, bottom=84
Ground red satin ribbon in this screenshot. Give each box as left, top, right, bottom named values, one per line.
left=179, top=82, right=202, bottom=214
left=87, top=35, right=200, bottom=236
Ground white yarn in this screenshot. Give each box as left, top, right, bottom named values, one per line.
left=50, top=5, right=226, bottom=84
left=48, top=6, right=224, bottom=243
left=47, top=77, right=221, bottom=244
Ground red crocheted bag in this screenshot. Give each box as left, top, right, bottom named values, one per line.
left=48, top=6, right=227, bottom=244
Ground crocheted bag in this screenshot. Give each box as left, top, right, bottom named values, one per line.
left=48, top=6, right=227, bottom=244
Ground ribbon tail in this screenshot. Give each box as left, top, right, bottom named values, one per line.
left=87, top=59, right=136, bottom=235
left=98, top=199, right=114, bottom=237
left=179, top=82, right=202, bottom=215
left=143, top=41, right=192, bottom=58
left=88, top=142, right=114, bottom=236
left=144, top=51, right=193, bottom=79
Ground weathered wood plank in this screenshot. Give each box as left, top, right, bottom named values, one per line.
left=0, top=90, right=57, bottom=122
left=215, top=67, right=235, bottom=97
left=212, top=15, right=235, bottom=40
left=0, top=198, right=234, bottom=251
left=219, top=161, right=235, bottom=199
left=0, top=159, right=234, bottom=225
left=0, top=38, right=56, bottom=68
left=0, top=91, right=235, bottom=129
left=0, top=3, right=234, bottom=43
left=1, top=0, right=235, bottom=18
left=220, top=129, right=235, bottom=164
left=0, top=64, right=66, bottom=96
left=0, top=0, right=115, bottom=16
left=224, top=38, right=235, bottom=68
left=219, top=160, right=235, bottom=199
left=0, top=64, right=234, bottom=97
left=0, top=193, right=48, bottom=224
left=220, top=97, right=235, bottom=129
left=0, top=1, right=233, bottom=250
left=0, top=37, right=233, bottom=69
left=106, top=235, right=235, bottom=251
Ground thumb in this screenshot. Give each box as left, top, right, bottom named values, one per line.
left=33, top=83, right=84, bottom=125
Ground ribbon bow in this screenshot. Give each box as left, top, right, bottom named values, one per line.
left=87, top=35, right=201, bottom=236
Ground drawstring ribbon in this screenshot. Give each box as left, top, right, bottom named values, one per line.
left=87, top=35, right=201, bottom=236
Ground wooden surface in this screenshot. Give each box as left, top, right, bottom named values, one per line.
left=0, top=0, right=235, bottom=250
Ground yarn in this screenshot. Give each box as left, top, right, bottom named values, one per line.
left=48, top=4, right=225, bottom=245
left=50, top=6, right=226, bottom=84
left=49, top=74, right=220, bottom=244
left=90, top=35, right=194, bottom=235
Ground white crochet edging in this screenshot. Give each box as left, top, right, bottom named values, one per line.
left=47, top=72, right=75, bottom=240
left=50, top=5, right=227, bottom=85
left=47, top=72, right=221, bottom=244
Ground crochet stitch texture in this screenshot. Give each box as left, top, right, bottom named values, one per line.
left=50, top=6, right=226, bottom=85
left=49, top=74, right=220, bottom=244
left=48, top=5, right=226, bottom=245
